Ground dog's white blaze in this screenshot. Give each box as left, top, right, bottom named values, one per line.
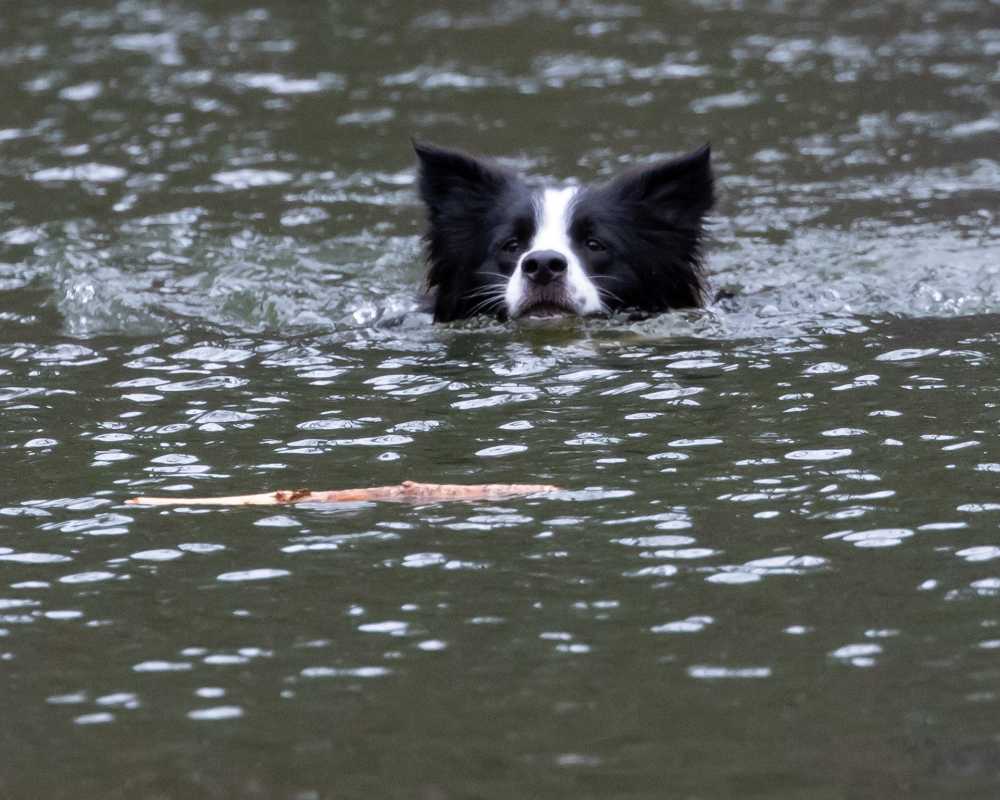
left=505, top=186, right=604, bottom=317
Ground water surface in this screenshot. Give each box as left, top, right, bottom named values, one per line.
left=2, top=1, right=999, bottom=797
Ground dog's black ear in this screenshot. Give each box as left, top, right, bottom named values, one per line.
left=412, top=142, right=520, bottom=321
left=413, top=141, right=513, bottom=215
left=609, top=144, right=714, bottom=228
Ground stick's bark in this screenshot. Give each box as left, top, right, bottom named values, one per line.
left=126, top=480, right=561, bottom=507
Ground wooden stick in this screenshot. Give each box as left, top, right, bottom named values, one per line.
left=126, top=480, right=561, bottom=507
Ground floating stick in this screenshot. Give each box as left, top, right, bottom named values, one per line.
left=126, top=480, right=561, bottom=507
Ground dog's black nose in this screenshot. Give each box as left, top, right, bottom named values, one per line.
left=521, top=250, right=568, bottom=286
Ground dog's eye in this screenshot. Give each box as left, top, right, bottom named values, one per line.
left=585, top=238, right=606, bottom=252
left=500, top=238, right=521, bottom=254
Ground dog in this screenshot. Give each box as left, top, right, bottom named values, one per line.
left=414, top=141, right=714, bottom=323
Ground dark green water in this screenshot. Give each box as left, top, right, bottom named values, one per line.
left=2, top=1, right=1000, bottom=798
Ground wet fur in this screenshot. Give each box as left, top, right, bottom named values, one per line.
left=414, top=141, right=714, bottom=323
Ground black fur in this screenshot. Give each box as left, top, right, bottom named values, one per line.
left=571, top=144, right=714, bottom=312
left=414, top=141, right=714, bottom=322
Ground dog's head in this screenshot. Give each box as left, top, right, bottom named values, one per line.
left=414, top=141, right=714, bottom=322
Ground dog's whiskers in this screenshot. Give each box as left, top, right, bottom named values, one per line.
left=463, top=283, right=507, bottom=300
left=462, top=283, right=508, bottom=316
left=465, top=295, right=506, bottom=316
left=589, top=274, right=625, bottom=308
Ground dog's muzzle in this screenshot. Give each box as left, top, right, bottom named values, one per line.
left=512, top=250, right=578, bottom=317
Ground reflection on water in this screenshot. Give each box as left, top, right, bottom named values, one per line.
left=2, top=0, right=1000, bottom=797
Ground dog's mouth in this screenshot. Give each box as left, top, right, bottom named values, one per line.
left=512, top=288, right=581, bottom=319
left=520, top=300, right=576, bottom=318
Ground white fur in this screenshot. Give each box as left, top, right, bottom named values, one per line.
left=505, top=187, right=604, bottom=317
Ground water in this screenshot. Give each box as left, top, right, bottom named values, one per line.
left=2, top=1, right=999, bottom=797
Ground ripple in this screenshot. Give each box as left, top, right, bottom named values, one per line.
left=687, top=665, right=771, bottom=679
left=280, top=207, right=331, bottom=227
left=159, top=376, right=248, bottom=392
left=46, top=610, right=84, bottom=620
left=956, top=546, right=1000, bottom=562
left=651, top=616, right=714, bottom=633
left=970, top=578, right=1000, bottom=596
left=188, top=706, right=244, bottom=721
left=0, top=552, right=72, bottom=564
left=173, top=346, right=254, bottom=363
left=804, top=362, right=849, bottom=374
left=0, top=599, right=39, bottom=610
left=358, top=621, right=410, bottom=636
left=32, top=164, right=127, bottom=183
left=401, top=553, right=446, bottom=568
left=216, top=569, right=290, bottom=582
left=957, top=503, right=1000, bottom=513
left=232, top=72, right=341, bottom=94
left=74, top=712, right=115, bottom=725
left=947, top=118, right=1000, bottom=138
left=59, top=571, right=116, bottom=583
left=59, top=81, right=102, bottom=101
left=830, top=643, right=882, bottom=667
left=300, top=666, right=391, bottom=678
left=133, top=660, right=193, bottom=672
left=111, top=31, right=182, bottom=64
left=624, top=565, right=679, bottom=577
left=785, top=448, right=852, bottom=461
left=24, top=437, right=58, bottom=448
left=131, top=549, right=184, bottom=561
left=830, top=528, right=914, bottom=548
left=254, top=515, right=300, bottom=528
left=211, top=169, right=293, bottom=189
left=690, top=91, right=760, bottom=112
left=615, top=535, right=696, bottom=548
left=742, top=555, right=827, bottom=574
left=649, top=548, right=717, bottom=560
left=475, top=444, right=528, bottom=457
left=875, top=348, right=940, bottom=361
left=706, top=571, right=762, bottom=585
left=91, top=694, right=137, bottom=711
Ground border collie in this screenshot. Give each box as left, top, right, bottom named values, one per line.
left=414, top=141, right=714, bottom=323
